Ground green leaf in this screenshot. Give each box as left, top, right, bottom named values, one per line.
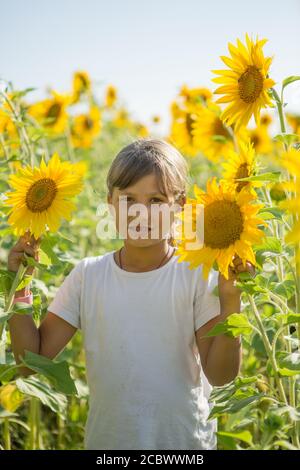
left=282, top=75, right=300, bottom=92
left=10, top=302, right=34, bottom=316
left=278, top=352, right=300, bottom=377
left=235, top=172, right=281, bottom=183
left=0, top=408, right=18, bottom=420
left=205, top=313, right=253, bottom=338
left=40, top=236, right=60, bottom=265
left=20, top=350, right=77, bottom=395
left=209, top=394, right=263, bottom=419
left=254, top=236, right=282, bottom=254
left=210, top=375, right=258, bottom=402
left=273, top=280, right=295, bottom=300
left=0, top=364, right=18, bottom=382
left=212, top=135, right=228, bottom=143
left=216, top=430, right=253, bottom=446
left=16, top=376, right=67, bottom=413
left=274, top=133, right=300, bottom=146
left=271, top=405, right=300, bottom=421
left=16, top=274, right=33, bottom=291
left=0, top=269, right=15, bottom=295
left=282, top=313, right=300, bottom=325
left=258, top=206, right=285, bottom=221
left=10, top=87, right=36, bottom=98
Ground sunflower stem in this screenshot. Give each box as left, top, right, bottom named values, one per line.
left=271, top=88, right=287, bottom=150
left=0, top=262, right=27, bottom=364
left=248, top=294, right=288, bottom=405
left=1, top=92, right=35, bottom=167
left=65, top=121, right=75, bottom=162
left=3, top=417, right=11, bottom=450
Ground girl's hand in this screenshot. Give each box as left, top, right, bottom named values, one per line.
left=218, top=255, right=255, bottom=301
left=8, top=232, right=41, bottom=275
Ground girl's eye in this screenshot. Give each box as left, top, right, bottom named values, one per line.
left=119, top=196, right=134, bottom=203
left=151, top=198, right=163, bottom=203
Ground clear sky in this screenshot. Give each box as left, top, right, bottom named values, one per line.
left=1, top=0, right=299, bottom=134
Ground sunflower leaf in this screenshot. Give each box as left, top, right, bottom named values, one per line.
left=278, top=351, right=300, bottom=377
left=274, top=133, right=299, bottom=146
left=216, top=430, right=253, bottom=446
left=204, top=313, right=253, bottom=338
left=282, top=76, right=300, bottom=92
left=16, top=376, right=67, bottom=414
left=235, top=172, right=281, bottom=183
left=254, top=236, right=282, bottom=254
left=20, top=350, right=77, bottom=395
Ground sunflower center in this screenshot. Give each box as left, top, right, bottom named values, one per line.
left=185, top=113, right=195, bottom=138
left=250, top=133, right=261, bottom=148
left=213, top=117, right=231, bottom=139
left=235, top=163, right=250, bottom=192
left=238, top=66, right=264, bottom=104
left=84, top=117, right=94, bottom=130
left=204, top=200, right=244, bottom=249
left=26, top=178, right=57, bottom=212
left=78, top=74, right=88, bottom=89
left=46, top=103, right=61, bottom=120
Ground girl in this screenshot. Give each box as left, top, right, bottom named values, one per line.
left=8, top=138, right=254, bottom=450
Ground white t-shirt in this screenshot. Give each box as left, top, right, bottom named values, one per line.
left=48, top=247, right=221, bottom=450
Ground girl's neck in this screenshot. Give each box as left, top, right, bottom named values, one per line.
left=117, top=239, right=173, bottom=272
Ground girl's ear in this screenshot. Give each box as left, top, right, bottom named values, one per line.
left=178, top=194, right=186, bottom=208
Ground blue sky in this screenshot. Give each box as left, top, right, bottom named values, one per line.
left=1, top=0, right=299, bottom=134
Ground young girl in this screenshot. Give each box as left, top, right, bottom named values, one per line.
left=8, top=138, right=254, bottom=450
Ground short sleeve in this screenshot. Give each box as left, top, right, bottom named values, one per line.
left=47, top=260, right=84, bottom=329
left=193, top=268, right=221, bottom=332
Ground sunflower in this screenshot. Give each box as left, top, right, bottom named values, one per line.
left=113, top=108, right=130, bottom=128
left=71, top=71, right=91, bottom=103
left=260, top=113, right=272, bottom=127
left=174, top=178, right=265, bottom=279
left=168, top=104, right=202, bottom=157
left=222, top=141, right=258, bottom=192
left=152, top=115, right=160, bottom=124
left=0, top=94, right=20, bottom=153
left=134, top=123, right=149, bottom=137
left=28, top=91, right=70, bottom=134
left=4, top=153, right=85, bottom=238
left=247, top=125, right=272, bottom=154
left=279, top=148, right=300, bottom=244
left=180, top=85, right=212, bottom=106
left=71, top=106, right=101, bottom=148
left=0, top=108, right=19, bottom=153
left=170, top=101, right=183, bottom=120
left=212, top=34, right=275, bottom=129
left=286, top=113, right=300, bottom=136
left=192, top=102, right=236, bottom=162
left=105, top=85, right=117, bottom=108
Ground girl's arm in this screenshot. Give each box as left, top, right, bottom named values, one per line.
left=7, top=235, right=77, bottom=376
left=195, top=256, right=254, bottom=387
left=195, top=294, right=242, bottom=386
left=8, top=310, right=77, bottom=377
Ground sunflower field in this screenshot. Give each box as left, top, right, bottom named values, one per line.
left=0, top=34, right=300, bottom=450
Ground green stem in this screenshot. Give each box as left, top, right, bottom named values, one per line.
left=28, top=397, right=38, bottom=450
left=1, top=92, right=35, bottom=167
left=271, top=88, right=287, bottom=139
left=64, top=121, right=75, bottom=162
left=248, top=294, right=287, bottom=405
left=0, top=262, right=27, bottom=364
left=3, top=418, right=11, bottom=450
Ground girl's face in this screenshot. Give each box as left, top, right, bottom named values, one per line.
left=107, top=173, right=181, bottom=247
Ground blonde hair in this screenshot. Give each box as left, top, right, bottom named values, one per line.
left=106, top=138, right=189, bottom=245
